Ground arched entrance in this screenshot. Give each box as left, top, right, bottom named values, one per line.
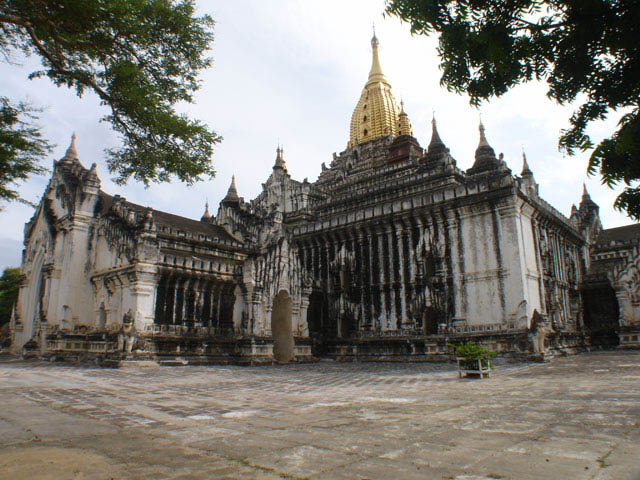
left=272, top=290, right=294, bottom=363
left=22, top=250, right=45, bottom=344
left=307, top=290, right=327, bottom=357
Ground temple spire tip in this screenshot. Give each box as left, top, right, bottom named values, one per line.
left=63, top=132, right=78, bottom=160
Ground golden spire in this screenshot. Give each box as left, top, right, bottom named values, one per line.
left=348, top=31, right=402, bottom=147
left=201, top=199, right=211, bottom=221
left=398, top=100, right=413, bottom=136
left=274, top=145, right=287, bottom=172
left=367, top=27, right=386, bottom=86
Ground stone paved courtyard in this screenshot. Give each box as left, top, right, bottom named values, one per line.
left=0, top=351, right=639, bottom=480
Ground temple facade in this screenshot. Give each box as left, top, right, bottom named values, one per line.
left=11, top=34, right=640, bottom=364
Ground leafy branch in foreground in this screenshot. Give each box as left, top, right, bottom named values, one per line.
left=0, top=0, right=220, bottom=195
left=0, top=97, right=50, bottom=205
left=385, top=0, right=640, bottom=220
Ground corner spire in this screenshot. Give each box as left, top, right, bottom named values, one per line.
left=398, top=100, right=413, bottom=137
left=273, top=145, right=287, bottom=171
left=521, top=149, right=533, bottom=177
left=428, top=114, right=445, bottom=153
left=221, top=175, right=240, bottom=205
left=579, top=182, right=599, bottom=216
left=478, top=117, right=490, bottom=148
left=580, top=183, right=598, bottom=207
left=469, top=115, right=500, bottom=175
left=201, top=199, right=211, bottom=221
left=61, top=132, right=78, bottom=162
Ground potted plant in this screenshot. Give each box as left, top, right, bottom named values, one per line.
left=450, top=341, right=496, bottom=379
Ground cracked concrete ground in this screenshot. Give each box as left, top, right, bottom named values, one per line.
left=0, top=351, right=639, bottom=480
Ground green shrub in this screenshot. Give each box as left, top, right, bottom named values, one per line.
left=450, top=341, right=496, bottom=369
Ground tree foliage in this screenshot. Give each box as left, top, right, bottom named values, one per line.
left=0, top=267, right=20, bottom=327
left=385, top=0, right=640, bottom=219
left=0, top=98, right=50, bottom=203
left=0, top=0, right=220, bottom=202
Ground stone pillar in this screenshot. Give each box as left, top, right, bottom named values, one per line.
left=395, top=220, right=409, bottom=329
left=366, top=225, right=375, bottom=332
left=356, top=229, right=365, bottom=330
left=410, top=217, right=422, bottom=328
left=531, top=219, right=546, bottom=319
left=375, top=226, right=387, bottom=330
left=406, top=217, right=419, bottom=328
left=195, top=279, right=206, bottom=327
left=385, top=224, right=397, bottom=330
left=328, top=233, right=342, bottom=338
left=182, top=277, right=193, bottom=327
left=130, top=264, right=157, bottom=332
left=447, top=211, right=465, bottom=323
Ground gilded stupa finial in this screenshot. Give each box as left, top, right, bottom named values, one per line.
left=348, top=31, right=401, bottom=147
left=367, top=25, right=386, bottom=86
left=274, top=144, right=287, bottom=171
left=398, top=99, right=412, bottom=136
left=201, top=198, right=211, bottom=221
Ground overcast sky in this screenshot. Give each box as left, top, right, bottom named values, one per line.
left=0, top=0, right=635, bottom=271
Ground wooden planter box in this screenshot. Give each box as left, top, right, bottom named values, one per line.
left=457, top=357, right=492, bottom=378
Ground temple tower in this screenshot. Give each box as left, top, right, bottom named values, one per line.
left=348, top=31, right=408, bottom=147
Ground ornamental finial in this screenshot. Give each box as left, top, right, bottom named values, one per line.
left=62, top=132, right=78, bottom=161
left=521, top=148, right=533, bottom=176
left=478, top=115, right=490, bottom=148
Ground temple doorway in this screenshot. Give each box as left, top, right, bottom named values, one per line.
left=22, top=250, right=45, bottom=343
left=271, top=290, right=294, bottom=363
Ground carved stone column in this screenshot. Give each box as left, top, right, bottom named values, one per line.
left=355, top=229, right=366, bottom=330
left=376, top=226, right=388, bottom=331
left=365, top=225, right=376, bottom=332
left=383, top=225, right=394, bottom=330
left=395, top=220, right=410, bottom=329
